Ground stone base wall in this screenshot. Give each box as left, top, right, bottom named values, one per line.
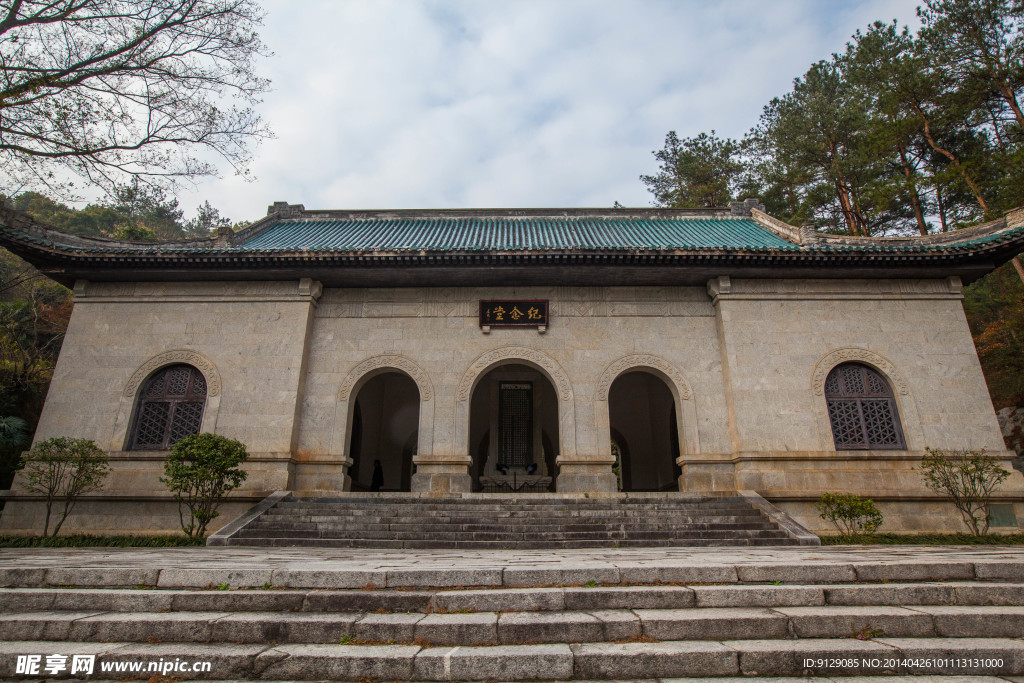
left=0, top=498, right=259, bottom=536
left=0, top=453, right=287, bottom=535
left=776, top=499, right=1024, bottom=536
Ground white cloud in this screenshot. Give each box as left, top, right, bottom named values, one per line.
left=170, top=0, right=924, bottom=222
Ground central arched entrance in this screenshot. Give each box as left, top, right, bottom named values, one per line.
left=608, top=371, right=682, bottom=491
left=348, top=371, right=420, bottom=492
left=468, top=363, right=558, bottom=492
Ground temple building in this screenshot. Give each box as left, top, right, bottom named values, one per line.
left=1, top=199, right=1023, bottom=537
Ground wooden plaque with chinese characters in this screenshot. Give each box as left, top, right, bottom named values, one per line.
left=479, top=300, right=548, bottom=328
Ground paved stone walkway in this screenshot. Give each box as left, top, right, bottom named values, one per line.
left=3, top=544, right=1024, bottom=568
left=1, top=545, right=1023, bottom=589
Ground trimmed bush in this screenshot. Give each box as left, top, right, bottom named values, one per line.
left=920, top=447, right=1010, bottom=535
left=21, top=437, right=109, bottom=536
left=816, top=492, right=883, bottom=537
left=160, top=433, right=248, bottom=539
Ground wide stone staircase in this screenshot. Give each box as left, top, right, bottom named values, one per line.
left=209, top=492, right=815, bottom=549
left=1, top=555, right=1023, bottom=679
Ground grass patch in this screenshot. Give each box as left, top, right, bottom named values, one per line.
left=822, top=532, right=1024, bottom=545
left=0, top=534, right=205, bottom=548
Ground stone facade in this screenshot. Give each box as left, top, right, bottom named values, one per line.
left=2, top=275, right=1022, bottom=536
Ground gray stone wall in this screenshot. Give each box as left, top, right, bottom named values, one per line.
left=2, top=276, right=1022, bottom=535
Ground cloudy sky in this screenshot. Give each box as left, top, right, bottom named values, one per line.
left=176, top=0, right=924, bottom=223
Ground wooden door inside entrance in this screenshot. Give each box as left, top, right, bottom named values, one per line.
left=498, top=381, right=533, bottom=468
left=468, top=364, right=557, bottom=493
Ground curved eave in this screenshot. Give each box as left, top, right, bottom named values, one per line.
left=4, top=237, right=1020, bottom=288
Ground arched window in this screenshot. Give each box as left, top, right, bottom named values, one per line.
left=130, top=364, right=207, bottom=450
left=825, top=363, right=905, bottom=450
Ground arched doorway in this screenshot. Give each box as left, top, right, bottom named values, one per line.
left=348, top=371, right=420, bottom=492
left=468, top=363, right=558, bottom=492
left=608, top=371, right=682, bottom=491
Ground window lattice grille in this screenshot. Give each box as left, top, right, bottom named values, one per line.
left=499, top=382, right=533, bottom=467
left=825, top=363, right=905, bottom=450
left=130, top=364, right=207, bottom=450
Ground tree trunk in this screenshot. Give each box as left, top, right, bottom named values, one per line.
left=898, top=143, right=928, bottom=235
left=936, top=184, right=949, bottom=232
left=1012, top=256, right=1024, bottom=285
left=43, top=496, right=53, bottom=537
left=850, top=191, right=870, bottom=235
left=834, top=179, right=860, bottom=235
left=998, top=82, right=1024, bottom=132
left=987, top=102, right=1008, bottom=151
left=785, top=184, right=798, bottom=217
left=918, top=114, right=990, bottom=215
left=833, top=158, right=869, bottom=235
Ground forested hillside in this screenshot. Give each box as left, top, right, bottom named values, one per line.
left=0, top=188, right=248, bottom=488
left=642, top=0, right=1024, bottom=234
left=642, top=0, right=1024, bottom=410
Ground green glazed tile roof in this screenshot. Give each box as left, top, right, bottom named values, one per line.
left=238, top=217, right=800, bottom=251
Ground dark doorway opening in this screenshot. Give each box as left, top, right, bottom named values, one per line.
left=348, top=372, right=420, bottom=492
left=468, top=363, right=558, bottom=492
left=608, top=371, right=682, bottom=492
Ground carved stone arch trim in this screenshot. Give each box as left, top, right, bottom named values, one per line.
left=338, top=354, right=434, bottom=402
left=809, top=346, right=923, bottom=451
left=596, top=354, right=692, bottom=402
left=111, top=349, right=222, bottom=451
left=811, top=347, right=908, bottom=397
left=123, top=349, right=221, bottom=397
left=594, top=354, right=699, bottom=460
left=332, top=354, right=435, bottom=471
left=454, top=346, right=576, bottom=458
left=456, top=346, right=572, bottom=403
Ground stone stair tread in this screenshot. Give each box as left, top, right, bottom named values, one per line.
left=253, top=517, right=774, bottom=525
left=2, top=583, right=1022, bottom=614
left=236, top=530, right=790, bottom=541
left=5, top=605, right=1024, bottom=645
left=2, top=638, right=1023, bottom=680
left=227, top=538, right=794, bottom=549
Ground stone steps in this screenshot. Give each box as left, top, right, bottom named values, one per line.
left=269, top=507, right=768, bottom=517
left=2, top=638, right=1023, bottom=679
left=262, top=511, right=770, bottom=521
left=216, top=493, right=807, bottom=549
left=239, top=537, right=799, bottom=550
left=2, top=550, right=1023, bottom=679
left=236, top=528, right=791, bottom=541
left=247, top=521, right=781, bottom=532
left=4, top=582, right=1023, bottom=613
left=4, top=604, right=1024, bottom=645
left=254, top=515, right=774, bottom=525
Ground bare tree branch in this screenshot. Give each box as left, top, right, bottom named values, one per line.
left=0, top=0, right=271, bottom=199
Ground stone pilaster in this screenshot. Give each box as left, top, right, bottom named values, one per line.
left=411, top=454, right=473, bottom=494
left=555, top=456, right=618, bottom=493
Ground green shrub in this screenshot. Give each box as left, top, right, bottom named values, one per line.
left=822, top=532, right=1024, bottom=545
left=920, top=447, right=1011, bottom=536
left=21, top=437, right=109, bottom=536
left=0, top=415, right=30, bottom=491
left=0, top=534, right=204, bottom=547
left=816, top=493, right=883, bottom=536
left=160, top=433, right=248, bottom=539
